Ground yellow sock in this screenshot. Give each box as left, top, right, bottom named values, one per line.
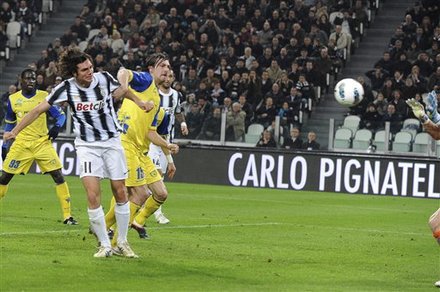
left=133, top=195, right=163, bottom=226
left=0, top=184, right=8, bottom=199
left=129, top=201, right=141, bottom=223
left=55, top=182, right=71, bottom=220
left=105, top=197, right=117, bottom=229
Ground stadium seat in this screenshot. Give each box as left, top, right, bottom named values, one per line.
left=342, top=115, right=361, bottom=136
left=401, top=118, right=420, bottom=140
left=6, top=21, right=21, bottom=49
left=334, top=128, right=352, bottom=149
left=247, top=123, right=264, bottom=136
left=245, top=123, right=264, bottom=145
left=352, top=129, right=373, bottom=150
left=412, top=132, right=431, bottom=154
left=392, top=131, right=412, bottom=152
left=373, top=130, right=390, bottom=151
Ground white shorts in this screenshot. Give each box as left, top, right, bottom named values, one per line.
left=75, top=137, right=128, bottom=180
left=148, top=144, right=167, bottom=174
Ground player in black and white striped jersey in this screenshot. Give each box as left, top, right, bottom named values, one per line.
left=4, top=48, right=151, bottom=258
left=148, top=70, right=188, bottom=224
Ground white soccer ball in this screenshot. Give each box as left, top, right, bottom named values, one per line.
left=334, top=78, right=364, bottom=107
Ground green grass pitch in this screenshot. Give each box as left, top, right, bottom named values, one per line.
left=0, top=174, right=439, bottom=291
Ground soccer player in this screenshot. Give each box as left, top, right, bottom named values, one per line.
left=149, top=70, right=188, bottom=224
left=0, top=69, right=77, bottom=225
left=109, top=53, right=179, bottom=239
left=3, top=48, right=150, bottom=258
left=104, top=107, right=175, bottom=236
left=406, top=88, right=440, bottom=287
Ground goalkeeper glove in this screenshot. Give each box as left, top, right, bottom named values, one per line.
left=425, top=92, right=440, bottom=124
left=48, top=125, right=61, bottom=140
left=406, top=98, right=429, bottom=123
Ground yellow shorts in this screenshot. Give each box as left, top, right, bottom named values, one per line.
left=3, top=136, right=62, bottom=175
left=122, top=140, right=161, bottom=187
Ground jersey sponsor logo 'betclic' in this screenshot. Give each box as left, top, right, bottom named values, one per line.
left=75, top=100, right=105, bottom=111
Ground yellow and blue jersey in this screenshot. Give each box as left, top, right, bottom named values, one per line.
left=118, top=70, right=161, bottom=152
left=4, top=90, right=65, bottom=142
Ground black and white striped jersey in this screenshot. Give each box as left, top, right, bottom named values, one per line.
left=47, top=71, right=121, bottom=142
left=159, top=88, right=183, bottom=138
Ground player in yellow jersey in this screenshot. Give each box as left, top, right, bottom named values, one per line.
left=104, top=53, right=179, bottom=239
left=105, top=107, right=176, bottom=237
left=0, top=69, right=77, bottom=225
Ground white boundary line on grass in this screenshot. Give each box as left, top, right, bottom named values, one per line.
left=0, top=222, right=428, bottom=237
left=0, top=222, right=282, bottom=236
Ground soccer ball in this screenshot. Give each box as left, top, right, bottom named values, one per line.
left=334, top=78, right=364, bottom=107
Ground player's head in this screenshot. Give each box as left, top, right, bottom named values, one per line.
left=20, top=69, right=37, bottom=93
left=58, top=47, right=94, bottom=86
left=161, top=70, right=175, bottom=90
left=145, top=53, right=171, bottom=86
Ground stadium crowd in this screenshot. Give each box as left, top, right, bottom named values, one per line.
left=0, top=0, right=439, bottom=148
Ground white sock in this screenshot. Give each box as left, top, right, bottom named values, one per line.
left=115, top=201, right=130, bottom=244
left=88, top=206, right=110, bottom=248
left=154, top=205, right=163, bottom=217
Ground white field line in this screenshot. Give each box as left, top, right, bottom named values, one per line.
left=0, top=222, right=427, bottom=237
left=0, top=222, right=281, bottom=236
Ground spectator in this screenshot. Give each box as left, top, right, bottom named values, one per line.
left=256, top=129, right=277, bottom=148
left=362, top=103, right=381, bottom=131
left=389, top=89, right=408, bottom=118
left=267, top=59, right=284, bottom=82
left=366, top=66, right=389, bottom=91
left=44, top=61, right=58, bottom=87
left=373, top=91, right=389, bottom=117
left=238, top=94, right=253, bottom=130
left=303, top=131, right=320, bottom=150
left=283, top=127, right=303, bottom=149
left=257, top=21, right=273, bottom=46
left=428, top=66, right=440, bottom=90
left=182, top=68, right=199, bottom=94
left=265, top=82, right=284, bottom=107
left=107, top=30, right=124, bottom=57
left=328, top=25, right=348, bottom=53
left=255, top=97, right=277, bottom=128
left=36, top=50, right=51, bottom=71
left=210, top=81, right=226, bottom=107
left=401, top=78, right=419, bottom=100
left=0, top=2, right=13, bottom=25
left=382, top=103, right=404, bottom=135
left=186, top=102, right=204, bottom=139
left=197, top=107, right=222, bottom=141
left=70, top=16, right=88, bottom=42
left=374, top=51, right=394, bottom=74
left=226, top=102, right=246, bottom=142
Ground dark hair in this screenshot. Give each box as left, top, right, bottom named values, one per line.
left=58, top=47, right=93, bottom=78
left=145, top=52, right=169, bottom=69
left=21, top=68, right=36, bottom=79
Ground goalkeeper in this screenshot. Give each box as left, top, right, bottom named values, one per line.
left=0, top=69, right=77, bottom=225
left=406, top=84, right=440, bottom=287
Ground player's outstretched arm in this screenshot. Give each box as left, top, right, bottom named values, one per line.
left=406, top=98, right=440, bottom=139
left=115, top=68, right=154, bottom=112
left=4, top=100, right=51, bottom=141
